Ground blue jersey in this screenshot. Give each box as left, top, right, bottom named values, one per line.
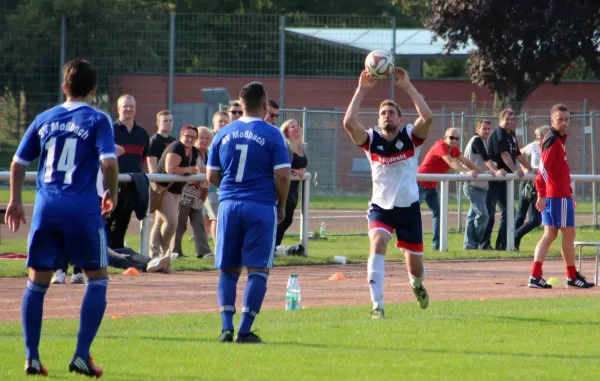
left=207, top=117, right=290, bottom=205
left=14, top=101, right=117, bottom=207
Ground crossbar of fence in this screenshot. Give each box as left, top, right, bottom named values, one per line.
left=0, top=172, right=312, bottom=258
left=2, top=172, right=598, bottom=254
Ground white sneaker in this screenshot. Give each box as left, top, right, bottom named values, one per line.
left=51, top=270, right=66, bottom=284
left=275, top=245, right=286, bottom=256
left=203, top=253, right=215, bottom=259
left=147, top=255, right=171, bottom=273
left=71, top=272, right=85, bottom=284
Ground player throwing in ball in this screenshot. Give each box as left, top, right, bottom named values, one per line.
left=343, top=68, right=433, bottom=318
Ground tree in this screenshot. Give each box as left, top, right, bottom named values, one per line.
left=426, top=0, right=600, bottom=110
left=0, top=0, right=172, bottom=139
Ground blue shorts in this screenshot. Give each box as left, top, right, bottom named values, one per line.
left=215, top=200, right=277, bottom=270
left=367, top=201, right=424, bottom=254
left=541, top=197, right=575, bottom=228
left=26, top=194, right=108, bottom=270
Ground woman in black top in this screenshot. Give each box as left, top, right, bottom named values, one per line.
left=275, top=119, right=308, bottom=249
left=150, top=125, right=199, bottom=258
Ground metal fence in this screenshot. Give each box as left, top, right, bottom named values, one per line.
left=2, top=12, right=598, bottom=148
left=281, top=108, right=600, bottom=200
left=1, top=12, right=599, bottom=201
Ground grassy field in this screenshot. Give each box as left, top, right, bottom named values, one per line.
left=1, top=296, right=599, bottom=380
left=2, top=228, right=600, bottom=278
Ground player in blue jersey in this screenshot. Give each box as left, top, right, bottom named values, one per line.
left=5, top=59, right=119, bottom=377
left=207, top=82, right=291, bottom=344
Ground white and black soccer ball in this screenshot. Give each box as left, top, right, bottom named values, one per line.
left=364, top=50, right=395, bottom=79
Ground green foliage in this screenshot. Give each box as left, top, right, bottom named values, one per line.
left=427, top=0, right=600, bottom=105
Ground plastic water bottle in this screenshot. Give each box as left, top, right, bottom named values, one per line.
left=319, top=222, right=326, bottom=237
left=285, top=274, right=302, bottom=311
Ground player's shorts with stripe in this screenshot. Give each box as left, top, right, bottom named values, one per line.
left=26, top=194, right=108, bottom=270
left=215, top=199, right=277, bottom=270
left=541, top=197, right=575, bottom=228
left=367, top=201, right=424, bottom=254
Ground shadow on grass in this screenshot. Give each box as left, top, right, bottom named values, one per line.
left=494, top=315, right=600, bottom=326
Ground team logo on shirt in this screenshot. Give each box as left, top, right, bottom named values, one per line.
left=395, top=140, right=404, bottom=151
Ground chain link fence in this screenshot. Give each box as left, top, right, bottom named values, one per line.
left=1, top=12, right=599, bottom=201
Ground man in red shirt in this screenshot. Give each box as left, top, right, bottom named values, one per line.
left=529, top=104, right=594, bottom=289
left=417, top=128, right=480, bottom=250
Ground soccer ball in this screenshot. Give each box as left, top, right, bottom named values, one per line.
left=364, top=50, right=395, bottom=79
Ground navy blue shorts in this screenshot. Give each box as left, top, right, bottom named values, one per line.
left=541, top=197, right=575, bottom=228
left=367, top=201, right=424, bottom=254
left=27, top=211, right=108, bottom=270
left=215, top=200, right=277, bottom=270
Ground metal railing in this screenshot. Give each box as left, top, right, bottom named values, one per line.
left=2, top=171, right=598, bottom=255
left=0, top=172, right=312, bottom=258
left=417, top=173, right=600, bottom=251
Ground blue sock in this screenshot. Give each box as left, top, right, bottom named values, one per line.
left=239, top=272, right=268, bottom=335
left=22, top=279, right=49, bottom=360
left=75, top=277, right=108, bottom=359
left=218, top=272, right=240, bottom=331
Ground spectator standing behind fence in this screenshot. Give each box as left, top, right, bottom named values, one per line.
left=105, top=94, right=149, bottom=249
left=529, top=104, right=594, bottom=289
left=417, top=128, right=480, bottom=251
left=514, top=125, right=550, bottom=250
left=462, top=120, right=507, bottom=250
left=204, top=111, right=230, bottom=243
left=173, top=126, right=213, bottom=259
left=228, top=100, right=242, bottom=122
left=275, top=119, right=308, bottom=253
left=264, top=100, right=280, bottom=126
left=480, top=109, right=533, bottom=251
left=150, top=125, right=200, bottom=259
left=147, top=110, right=175, bottom=173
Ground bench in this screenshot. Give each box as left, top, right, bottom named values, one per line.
left=574, top=241, right=600, bottom=286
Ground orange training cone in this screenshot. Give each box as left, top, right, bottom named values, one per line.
left=123, top=267, right=140, bottom=276
left=329, top=272, right=346, bottom=281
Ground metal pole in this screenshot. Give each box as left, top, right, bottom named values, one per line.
left=139, top=185, right=152, bottom=257
left=302, top=107, right=308, bottom=143
left=583, top=99, right=588, bottom=174
left=300, top=173, right=311, bottom=254
left=470, top=99, right=476, bottom=134
left=279, top=15, right=286, bottom=108
left=523, top=113, right=529, bottom=146
left=457, top=112, right=465, bottom=232
left=591, top=112, right=598, bottom=228
left=168, top=12, right=175, bottom=112
left=441, top=107, right=446, bottom=132
left=439, top=180, right=449, bottom=252
left=506, top=178, right=515, bottom=251
left=59, top=16, right=67, bottom=103
left=390, top=16, right=396, bottom=101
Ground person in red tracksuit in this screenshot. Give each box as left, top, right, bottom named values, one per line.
left=528, top=104, right=595, bottom=289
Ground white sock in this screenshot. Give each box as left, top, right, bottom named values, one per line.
left=368, top=254, right=385, bottom=309
left=409, top=264, right=427, bottom=288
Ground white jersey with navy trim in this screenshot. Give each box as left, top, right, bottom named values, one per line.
left=359, top=124, right=424, bottom=209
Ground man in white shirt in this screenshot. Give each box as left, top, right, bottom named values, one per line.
left=343, top=68, right=433, bottom=319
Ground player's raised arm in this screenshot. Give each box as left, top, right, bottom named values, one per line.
left=394, top=68, right=433, bottom=140
left=343, top=71, right=376, bottom=146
